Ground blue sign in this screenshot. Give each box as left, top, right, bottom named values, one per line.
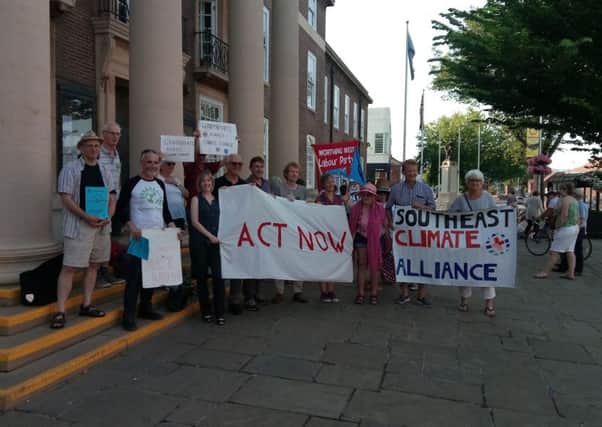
left=85, top=186, right=109, bottom=219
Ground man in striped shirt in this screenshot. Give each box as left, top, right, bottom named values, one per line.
left=386, top=159, right=436, bottom=307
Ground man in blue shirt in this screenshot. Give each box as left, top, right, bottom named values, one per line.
left=386, top=159, right=436, bottom=306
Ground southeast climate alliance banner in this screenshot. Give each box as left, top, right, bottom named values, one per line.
left=219, top=185, right=353, bottom=282
left=391, top=206, right=517, bottom=288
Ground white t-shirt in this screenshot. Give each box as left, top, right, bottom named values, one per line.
left=130, top=179, right=166, bottom=230
left=548, top=196, right=560, bottom=210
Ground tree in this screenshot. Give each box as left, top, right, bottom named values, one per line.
left=418, top=110, right=526, bottom=188
left=430, top=0, right=602, bottom=164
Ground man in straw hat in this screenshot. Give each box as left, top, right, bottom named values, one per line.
left=52, top=131, right=117, bottom=329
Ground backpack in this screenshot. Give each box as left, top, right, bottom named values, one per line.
left=20, top=254, right=63, bottom=306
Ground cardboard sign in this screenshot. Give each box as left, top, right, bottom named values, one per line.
left=312, top=141, right=359, bottom=175
left=160, top=135, right=195, bottom=162
left=198, top=120, right=238, bottom=156
left=141, top=228, right=182, bottom=288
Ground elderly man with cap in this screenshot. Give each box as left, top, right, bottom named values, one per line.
left=52, top=131, right=117, bottom=329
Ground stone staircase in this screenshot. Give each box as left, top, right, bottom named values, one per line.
left=0, top=248, right=197, bottom=410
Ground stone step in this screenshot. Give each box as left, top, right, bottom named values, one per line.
left=0, top=302, right=198, bottom=410
left=0, top=284, right=125, bottom=336
left=0, top=291, right=168, bottom=372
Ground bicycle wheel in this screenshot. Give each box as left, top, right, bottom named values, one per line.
left=583, top=237, right=593, bottom=261
left=526, top=230, right=551, bottom=256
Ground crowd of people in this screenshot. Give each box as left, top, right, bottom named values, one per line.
left=56, top=121, right=587, bottom=330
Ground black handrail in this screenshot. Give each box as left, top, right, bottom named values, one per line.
left=195, top=31, right=229, bottom=75
left=97, top=0, right=129, bottom=23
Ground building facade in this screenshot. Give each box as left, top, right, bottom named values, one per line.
left=0, top=0, right=370, bottom=283
left=366, top=107, right=392, bottom=183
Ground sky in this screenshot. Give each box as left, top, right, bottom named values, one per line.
left=325, top=0, right=591, bottom=172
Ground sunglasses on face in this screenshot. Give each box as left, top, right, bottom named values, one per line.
left=229, top=162, right=243, bottom=167
left=165, top=162, right=175, bottom=166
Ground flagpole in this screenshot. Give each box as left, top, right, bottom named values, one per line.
left=419, top=89, right=425, bottom=175
left=402, top=21, right=409, bottom=161
left=437, top=133, right=442, bottom=191
left=457, top=128, right=461, bottom=191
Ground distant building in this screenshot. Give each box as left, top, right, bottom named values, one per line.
left=366, top=107, right=392, bottom=182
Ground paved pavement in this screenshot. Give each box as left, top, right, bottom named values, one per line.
left=3, top=241, right=602, bottom=426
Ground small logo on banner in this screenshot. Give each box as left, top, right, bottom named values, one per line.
left=485, top=233, right=510, bottom=256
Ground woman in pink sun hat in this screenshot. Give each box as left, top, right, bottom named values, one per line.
left=349, top=183, right=387, bottom=305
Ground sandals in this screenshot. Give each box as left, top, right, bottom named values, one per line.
left=369, top=295, right=378, bottom=305
left=79, top=305, right=106, bottom=318
left=354, top=295, right=364, bottom=305
left=50, top=312, right=66, bottom=329
left=533, top=273, right=548, bottom=279
left=202, top=314, right=214, bottom=323
left=216, top=317, right=225, bottom=326
left=484, top=306, right=496, bottom=317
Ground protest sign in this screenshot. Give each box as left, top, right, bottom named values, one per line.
left=198, top=120, right=238, bottom=155
left=85, top=186, right=109, bottom=219
left=312, top=141, right=358, bottom=175
left=219, top=185, right=353, bottom=282
left=160, top=135, right=195, bottom=162
left=391, top=206, right=517, bottom=287
left=141, top=228, right=182, bottom=288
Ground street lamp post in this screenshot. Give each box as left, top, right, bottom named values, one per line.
left=477, top=122, right=481, bottom=170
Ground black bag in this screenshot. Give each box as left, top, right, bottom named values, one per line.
left=20, top=254, right=63, bottom=306
left=166, top=283, right=193, bottom=312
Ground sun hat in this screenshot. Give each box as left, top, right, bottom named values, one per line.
left=359, top=183, right=378, bottom=196
left=77, top=130, right=103, bottom=147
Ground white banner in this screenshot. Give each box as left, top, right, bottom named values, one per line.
left=160, top=135, right=195, bottom=162
left=219, top=185, right=353, bottom=282
left=392, top=206, right=517, bottom=287
left=142, top=228, right=183, bottom=288
left=198, top=120, right=238, bottom=156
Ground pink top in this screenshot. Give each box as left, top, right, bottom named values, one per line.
left=349, top=202, right=386, bottom=275
left=358, top=207, right=369, bottom=237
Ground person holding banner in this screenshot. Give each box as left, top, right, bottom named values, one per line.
left=190, top=170, right=225, bottom=325
left=116, top=149, right=182, bottom=331
left=247, top=156, right=272, bottom=193
left=271, top=162, right=308, bottom=304
left=315, top=174, right=345, bottom=303
left=52, top=131, right=117, bottom=329
left=449, top=170, right=497, bottom=317
left=349, top=183, right=387, bottom=305
left=386, top=159, right=436, bottom=306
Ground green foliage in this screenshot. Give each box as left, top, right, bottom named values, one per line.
left=430, top=0, right=602, bottom=164
left=417, top=110, right=526, bottom=187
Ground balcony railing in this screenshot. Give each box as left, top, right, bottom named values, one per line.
left=97, top=0, right=129, bottom=23
left=195, top=31, right=229, bottom=75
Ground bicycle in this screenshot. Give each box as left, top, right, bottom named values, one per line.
left=525, top=220, right=593, bottom=260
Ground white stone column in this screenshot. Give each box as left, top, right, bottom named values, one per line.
left=270, top=1, right=300, bottom=178
left=228, top=0, right=264, bottom=164
left=129, top=0, right=183, bottom=169
left=0, top=1, right=62, bottom=284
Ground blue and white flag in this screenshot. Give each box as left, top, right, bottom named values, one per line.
left=407, top=31, right=416, bottom=81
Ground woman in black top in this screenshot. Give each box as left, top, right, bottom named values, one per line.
left=189, top=170, right=225, bottom=325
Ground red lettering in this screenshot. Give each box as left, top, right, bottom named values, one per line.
left=466, top=230, right=480, bottom=248
left=427, top=230, right=440, bottom=248
left=273, top=223, right=287, bottom=248
left=450, top=230, right=462, bottom=247
left=327, top=231, right=347, bottom=253
left=395, top=230, right=407, bottom=246
left=408, top=229, right=422, bottom=247
left=257, top=222, right=272, bottom=247
left=298, top=226, right=314, bottom=250
left=314, top=231, right=329, bottom=251
left=237, top=222, right=255, bottom=247
left=441, top=230, right=453, bottom=248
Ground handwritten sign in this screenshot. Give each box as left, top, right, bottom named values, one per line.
left=141, top=228, right=182, bottom=288
left=198, top=120, right=238, bottom=156
left=391, top=207, right=517, bottom=287
left=85, top=186, right=109, bottom=219
left=219, top=185, right=353, bottom=282
left=160, top=135, right=195, bottom=162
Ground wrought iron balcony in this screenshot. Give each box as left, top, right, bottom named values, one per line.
left=195, top=31, right=229, bottom=76
left=97, top=0, right=129, bottom=24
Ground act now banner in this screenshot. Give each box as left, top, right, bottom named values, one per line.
left=219, top=185, right=353, bottom=282
left=391, top=207, right=517, bottom=287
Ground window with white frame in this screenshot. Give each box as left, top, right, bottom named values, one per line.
left=306, top=135, right=316, bottom=189
left=360, top=108, right=366, bottom=141
left=308, top=0, right=317, bottom=30
left=353, top=102, right=358, bottom=138
left=307, top=51, right=317, bottom=110
left=344, top=95, right=350, bottom=134
left=263, top=118, right=269, bottom=178
left=263, top=7, right=270, bottom=83
left=323, top=76, right=328, bottom=124
left=333, top=85, right=340, bottom=129
left=200, top=96, right=223, bottom=121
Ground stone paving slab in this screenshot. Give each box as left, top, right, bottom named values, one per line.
left=243, top=354, right=321, bottom=381
left=305, top=417, right=358, bottom=427
left=321, top=342, right=389, bottom=370
left=315, top=364, right=382, bottom=391
left=529, top=338, right=595, bottom=364
left=492, top=408, right=576, bottom=427
left=176, top=347, right=252, bottom=371
left=230, top=376, right=353, bottom=419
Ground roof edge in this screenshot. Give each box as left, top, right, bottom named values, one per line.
left=326, top=42, right=373, bottom=104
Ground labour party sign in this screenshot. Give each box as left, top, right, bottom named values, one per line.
left=391, top=207, right=517, bottom=287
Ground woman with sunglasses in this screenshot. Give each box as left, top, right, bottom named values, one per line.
left=159, top=160, right=189, bottom=230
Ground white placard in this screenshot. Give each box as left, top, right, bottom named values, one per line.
left=160, top=135, right=195, bottom=162
left=391, top=206, right=517, bottom=287
left=141, top=228, right=183, bottom=288
left=219, top=185, right=353, bottom=282
left=198, top=120, right=238, bottom=156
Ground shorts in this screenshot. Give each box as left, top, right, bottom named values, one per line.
left=63, top=220, right=111, bottom=268
left=354, top=234, right=368, bottom=249
left=551, top=225, right=579, bottom=253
